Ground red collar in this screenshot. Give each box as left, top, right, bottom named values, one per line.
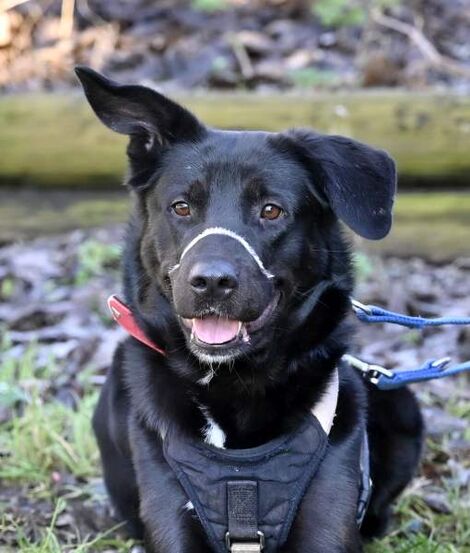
left=107, top=295, right=166, bottom=356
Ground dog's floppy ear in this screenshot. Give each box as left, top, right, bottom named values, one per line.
left=281, top=130, right=397, bottom=240
left=74, top=66, right=205, bottom=188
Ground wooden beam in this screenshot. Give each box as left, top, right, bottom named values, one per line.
left=1, top=91, right=469, bottom=188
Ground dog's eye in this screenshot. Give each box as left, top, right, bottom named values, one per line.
left=261, top=204, right=283, bottom=220
left=172, top=201, right=191, bottom=217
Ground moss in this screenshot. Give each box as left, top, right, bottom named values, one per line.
left=1, top=92, right=470, bottom=187
left=1, top=191, right=468, bottom=262
left=364, top=221, right=469, bottom=261
left=357, top=193, right=470, bottom=261
left=394, top=192, right=470, bottom=220
left=0, top=195, right=129, bottom=241
left=0, top=95, right=126, bottom=188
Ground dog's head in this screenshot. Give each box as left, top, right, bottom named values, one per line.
left=76, top=67, right=396, bottom=370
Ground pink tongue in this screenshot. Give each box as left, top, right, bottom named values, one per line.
left=192, top=317, right=240, bottom=345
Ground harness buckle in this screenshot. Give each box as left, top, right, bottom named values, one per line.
left=225, top=531, right=265, bottom=552
left=343, top=354, right=393, bottom=384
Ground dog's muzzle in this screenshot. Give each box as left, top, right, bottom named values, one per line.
left=170, top=227, right=276, bottom=349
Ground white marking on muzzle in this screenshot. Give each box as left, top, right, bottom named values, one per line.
left=169, top=227, right=274, bottom=279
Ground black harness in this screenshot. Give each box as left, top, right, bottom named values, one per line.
left=163, top=414, right=371, bottom=552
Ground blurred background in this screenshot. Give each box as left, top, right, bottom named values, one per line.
left=0, top=1, right=469, bottom=551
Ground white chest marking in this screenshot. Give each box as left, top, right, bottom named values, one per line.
left=197, top=369, right=338, bottom=451
left=203, top=415, right=226, bottom=449
left=311, top=368, right=339, bottom=435
left=184, top=500, right=194, bottom=511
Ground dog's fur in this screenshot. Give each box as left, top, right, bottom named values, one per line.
left=76, top=66, right=423, bottom=552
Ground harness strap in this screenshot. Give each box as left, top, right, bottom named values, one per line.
left=226, top=481, right=263, bottom=551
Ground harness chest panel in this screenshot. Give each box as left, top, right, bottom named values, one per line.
left=163, top=415, right=328, bottom=553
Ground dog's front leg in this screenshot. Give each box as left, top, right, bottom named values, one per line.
left=129, top=417, right=212, bottom=553
left=283, top=430, right=364, bottom=553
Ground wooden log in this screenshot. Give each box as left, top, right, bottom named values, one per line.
left=0, top=91, right=469, bottom=188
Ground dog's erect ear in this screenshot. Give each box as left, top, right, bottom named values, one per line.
left=280, top=130, right=397, bottom=240
left=74, top=65, right=203, bottom=142
left=74, top=66, right=205, bottom=187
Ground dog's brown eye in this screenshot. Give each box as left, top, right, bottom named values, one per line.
left=261, top=204, right=283, bottom=220
left=172, top=201, right=190, bottom=217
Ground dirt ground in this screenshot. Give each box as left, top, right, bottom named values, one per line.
left=1, top=1, right=469, bottom=551
left=0, top=225, right=469, bottom=551
left=1, top=0, right=469, bottom=93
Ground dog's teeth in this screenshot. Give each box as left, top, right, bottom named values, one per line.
left=181, top=317, right=193, bottom=330
left=241, top=325, right=250, bottom=343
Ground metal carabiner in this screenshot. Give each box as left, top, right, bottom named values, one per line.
left=343, top=354, right=394, bottom=385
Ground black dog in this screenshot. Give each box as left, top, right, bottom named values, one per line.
left=76, top=66, right=423, bottom=552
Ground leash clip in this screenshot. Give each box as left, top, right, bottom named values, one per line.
left=351, top=299, right=372, bottom=315
left=343, top=354, right=393, bottom=385
left=431, top=357, right=451, bottom=370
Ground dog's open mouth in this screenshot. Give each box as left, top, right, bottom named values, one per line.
left=181, top=292, right=280, bottom=349
left=189, top=318, right=247, bottom=346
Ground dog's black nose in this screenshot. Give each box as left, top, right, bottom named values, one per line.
left=189, top=260, right=238, bottom=299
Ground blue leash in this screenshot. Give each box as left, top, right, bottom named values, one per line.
left=351, top=299, right=470, bottom=328
left=345, top=300, right=470, bottom=390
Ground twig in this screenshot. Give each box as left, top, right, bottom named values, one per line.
left=76, top=0, right=108, bottom=27
left=372, top=9, right=470, bottom=78
left=227, top=32, right=254, bottom=80
left=60, top=0, right=75, bottom=39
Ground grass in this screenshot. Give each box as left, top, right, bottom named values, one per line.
left=312, top=0, right=367, bottom=27
left=1, top=499, right=133, bottom=552
left=1, top=268, right=469, bottom=550
left=311, top=0, right=400, bottom=28
left=75, top=239, right=121, bottom=285
left=0, top=340, right=99, bottom=483
left=1, top=276, right=16, bottom=299
left=365, top=482, right=470, bottom=552
left=287, top=67, right=342, bottom=88
left=0, top=392, right=99, bottom=482
left=191, top=0, right=229, bottom=11
left=0, top=339, right=137, bottom=550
